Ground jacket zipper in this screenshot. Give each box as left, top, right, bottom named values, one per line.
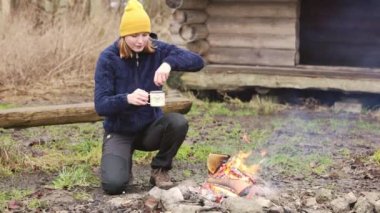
left=134, top=53, right=139, bottom=86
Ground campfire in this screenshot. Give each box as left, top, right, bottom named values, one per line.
left=201, top=151, right=267, bottom=203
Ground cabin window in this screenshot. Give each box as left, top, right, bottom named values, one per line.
left=299, top=0, right=380, bottom=68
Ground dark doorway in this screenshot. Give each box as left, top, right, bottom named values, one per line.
left=299, top=0, right=380, bottom=68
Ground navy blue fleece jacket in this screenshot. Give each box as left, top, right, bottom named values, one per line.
left=94, top=39, right=204, bottom=135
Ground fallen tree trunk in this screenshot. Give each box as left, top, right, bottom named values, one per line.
left=0, top=97, right=192, bottom=129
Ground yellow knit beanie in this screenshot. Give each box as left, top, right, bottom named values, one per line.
left=119, top=0, right=151, bottom=37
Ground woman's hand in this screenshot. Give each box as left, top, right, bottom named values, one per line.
left=154, top=62, right=171, bottom=86
left=127, top=89, right=149, bottom=106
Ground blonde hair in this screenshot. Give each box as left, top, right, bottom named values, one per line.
left=118, top=37, right=155, bottom=59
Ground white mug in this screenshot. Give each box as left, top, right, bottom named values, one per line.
left=149, top=91, right=165, bottom=107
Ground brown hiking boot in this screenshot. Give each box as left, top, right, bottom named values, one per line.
left=150, top=168, right=175, bottom=189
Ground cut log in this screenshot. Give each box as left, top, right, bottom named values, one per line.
left=0, top=96, right=192, bottom=129
left=207, top=2, right=297, bottom=18
left=1, top=0, right=17, bottom=18
left=169, top=22, right=182, bottom=34
left=208, top=33, right=296, bottom=49
left=170, top=33, right=186, bottom=46
left=173, top=9, right=208, bottom=24
left=207, top=177, right=252, bottom=195
left=206, top=47, right=296, bottom=66
left=180, top=24, right=209, bottom=42
left=186, top=40, right=210, bottom=55
left=179, top=64, right=380, bottom=93
left=166, top=0, right=208, bottom=9
left=207, top=17, right=296, bottom=35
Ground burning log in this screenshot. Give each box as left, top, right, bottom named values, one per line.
left=207, top=177, right=252, bottom=196
left=202, top=151, right=267, bottom=202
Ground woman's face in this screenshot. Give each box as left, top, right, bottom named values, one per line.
left=124, top=33, right=150, bottom=52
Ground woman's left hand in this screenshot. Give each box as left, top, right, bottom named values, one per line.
left=154, top=62, right=171, bottom=86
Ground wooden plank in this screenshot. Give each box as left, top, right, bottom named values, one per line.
left=207, top=17, right=296, bottom=35
left=179, top=65, right=380, bottom=93
left=0, top=96, right=193, bottom=129
left=207, top=2, right=297, bottom=18
left=208, top=33, right=296, bottom=49
left=206, top=47, right=296, bottom=66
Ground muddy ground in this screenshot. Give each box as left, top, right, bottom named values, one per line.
left=1, top=91, right=380, bottom=212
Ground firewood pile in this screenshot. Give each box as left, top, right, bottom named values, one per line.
left=166, top=0, right=210, bottom=55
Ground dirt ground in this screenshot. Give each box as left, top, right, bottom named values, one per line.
left=1, top=91, right=380, bottom=212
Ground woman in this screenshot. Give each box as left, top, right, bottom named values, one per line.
left=94, top=0, right=204, bottom=195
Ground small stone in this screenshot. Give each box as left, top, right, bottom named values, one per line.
left=304, top=197, right=318, bottom=208
left=330, top=197, right=350, bottom=213
left=374, top=200, right=380, bottom=213
left=315, top=188, right=333, bottom=203
left=144, top=196, right=159, bottom=212
left=361, top=191, right=380, bottom=205
left=353, top=196, right=374, bottom=213
left=344, top=192, right=357, bottom=204
left=268, top=205, right=284, bottom=213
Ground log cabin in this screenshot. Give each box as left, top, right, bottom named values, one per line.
left=166, top=0, right=380, bottom=94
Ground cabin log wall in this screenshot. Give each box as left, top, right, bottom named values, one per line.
left=206, top=0, right=298, bottom=66
left=166, top=0, right=209, bottom=54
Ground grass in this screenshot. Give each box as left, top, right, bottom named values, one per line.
left=265, top=153, right=333, bottom=176
left=0, top=99, right=379, bottom=198
left=27, top=199, right=49, bottom=211
left=52, top=165, right=98, bottom=190
left=0, top=103, right=16, bottom=110
left=0, top=134, right=30, bottom=176
left=0, top=189, right=31, bottom=210
left=372, top=150, right=380, bottom=164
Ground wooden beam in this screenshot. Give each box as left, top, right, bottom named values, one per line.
left=207, top=17, right=296, bottom=35
left=208, top=33, right=296, bottom=49
left=207, top=2, right=297, bottom=18
left=179, top=64, right=380, bottom=93
left=0, top=97, right=192, bottom=129
left=206, top=47, right=296, bottom=66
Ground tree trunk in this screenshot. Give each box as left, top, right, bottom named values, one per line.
left=0, top=97, right=192, bottom=129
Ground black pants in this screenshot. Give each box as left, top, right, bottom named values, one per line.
left=100, top=113, right=188, bottom=195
